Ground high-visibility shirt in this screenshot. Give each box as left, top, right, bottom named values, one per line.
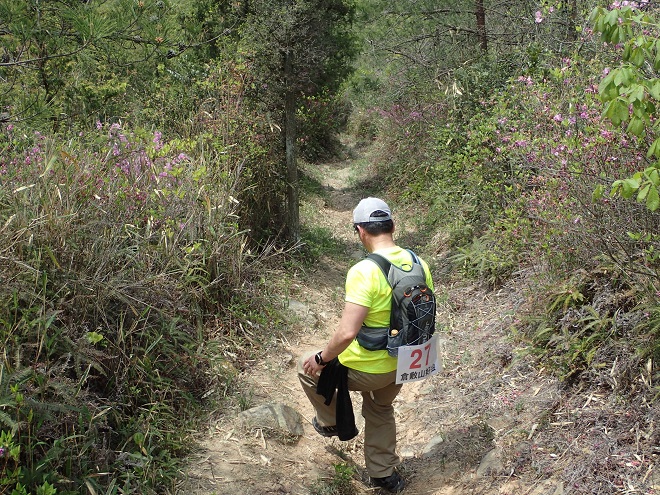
left=338, top=245, right=434, bottom=374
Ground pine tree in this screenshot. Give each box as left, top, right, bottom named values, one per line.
left=238, top=0, right=357, bottom=242
left=0, top=0, right=176, bottom=129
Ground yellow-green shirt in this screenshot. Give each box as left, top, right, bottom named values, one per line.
left=338, top=246, right=434, bottom=373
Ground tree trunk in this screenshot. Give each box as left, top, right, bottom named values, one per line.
left=475, top=0, right=487, bottom=51
left=284, top=49, right=300, bottom=243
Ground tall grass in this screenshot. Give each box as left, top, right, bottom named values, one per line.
left=0, top=123, right=255, bottom=493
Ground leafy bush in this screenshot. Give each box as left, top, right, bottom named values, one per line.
left=0, top=123, right=257, bottom=493
left=298, top=91, right=352, bottom=162
left=590, top=4, right=660, bottom=211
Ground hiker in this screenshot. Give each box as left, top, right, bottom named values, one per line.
left=298, top=197, right=435, bottom=493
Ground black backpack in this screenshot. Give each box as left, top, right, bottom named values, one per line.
left=366, top=250, right=436, bottom=357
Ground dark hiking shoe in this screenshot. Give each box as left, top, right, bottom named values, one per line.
left=312, top=417, right=338, bottom=437
left=371, top=470, right=406, bottom=493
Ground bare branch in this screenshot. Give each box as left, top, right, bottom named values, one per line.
left=0, top=40, right=92, bottom=68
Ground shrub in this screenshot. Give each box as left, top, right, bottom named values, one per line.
left=517, top=265, right=656, bottom=396
left=0, top=123, right=254, bottom=493
left=298, top=91, right=352, bottom=162
left=361, top=30, right=660, bottom=405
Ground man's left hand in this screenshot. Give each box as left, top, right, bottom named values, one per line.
left=303, top=354, right=324, bottom=376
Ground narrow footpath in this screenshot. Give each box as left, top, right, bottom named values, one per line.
left=178, top=143, right=657, bottom=495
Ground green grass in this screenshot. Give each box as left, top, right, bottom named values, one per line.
left=308, top=462, right=357, bottom=495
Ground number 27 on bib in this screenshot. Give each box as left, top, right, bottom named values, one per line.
left=396, top=334, right=440, bottom=384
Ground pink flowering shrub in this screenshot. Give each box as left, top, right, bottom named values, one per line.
left=0, top=120, right=253, bottom=493
left=2, top=123, right=233, bottom=254
left=367, top=30, right=660, bottom=288
left=475, top=52, right=660, bottom=281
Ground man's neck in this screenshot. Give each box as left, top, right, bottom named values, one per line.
left=365, top=234, right=396, bottom=253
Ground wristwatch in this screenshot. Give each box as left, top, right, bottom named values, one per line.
left=314, top=351, right=327, bottom=366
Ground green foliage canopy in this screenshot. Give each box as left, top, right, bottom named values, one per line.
left=0, top=0, right=177, bottom=130
left=591, top=3, right=660, bottom=211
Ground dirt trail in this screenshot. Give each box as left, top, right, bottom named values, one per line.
left=180, top=144, right=659, bottom=495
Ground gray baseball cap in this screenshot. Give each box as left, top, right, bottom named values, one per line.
left=353, top=197, right=392, bottom=223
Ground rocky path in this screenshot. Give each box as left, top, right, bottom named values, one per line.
left=179, top=144, right=659, bottom=495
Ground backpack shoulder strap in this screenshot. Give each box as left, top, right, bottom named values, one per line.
left=366, top=253, right=392, bottom=285
left=367, top=250, right=422, bottom=282
left=406, top=249, right=421, bottom=265
left=406, top=249, right=428, bottom=277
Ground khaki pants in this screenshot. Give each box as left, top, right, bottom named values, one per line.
left=297, top=351, right=402, bottom=478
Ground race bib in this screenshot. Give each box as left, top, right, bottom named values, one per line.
left=395, top=334, right=439, bottom=384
